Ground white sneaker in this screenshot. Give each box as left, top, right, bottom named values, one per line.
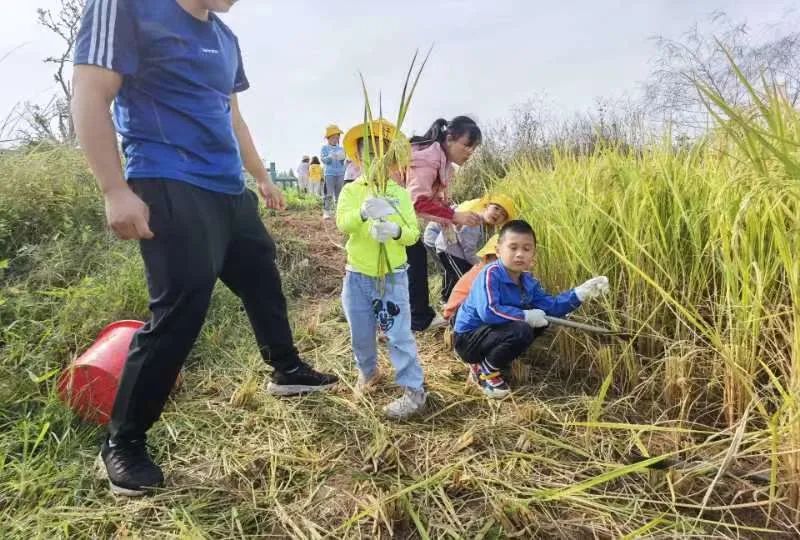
left=425, top=314, right=448, bottom=331
left=383, top=388, right=426, bottom=420
left=322, top=211, right=331, bottom=220
left=354, top=369, right=382, bottom=398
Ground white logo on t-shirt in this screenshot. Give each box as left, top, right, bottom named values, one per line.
left=201, top=48, right=220, bottom=54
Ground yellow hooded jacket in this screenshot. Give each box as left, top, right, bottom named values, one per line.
left=336, top=176, right=420, bottom=277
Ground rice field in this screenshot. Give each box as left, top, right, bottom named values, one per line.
left=1, top=78, right=799, bottom=537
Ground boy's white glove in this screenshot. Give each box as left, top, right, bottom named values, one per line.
left=574, top=276, right=610, bottom=302
left=334, top=149, right=346, bottom=161
left=370, top=221, right=401, bottom=243
left=524, top=309, right=549, bottom=328
left=361, top=197, right=396, bottom=220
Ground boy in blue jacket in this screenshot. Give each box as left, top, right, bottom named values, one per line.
left=453, top=220, right=609, bottom=398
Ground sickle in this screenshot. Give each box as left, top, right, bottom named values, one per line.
left=544, top=316, right=635, bottom=341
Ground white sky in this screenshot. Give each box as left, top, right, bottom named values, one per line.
left=0, top=1, right=795, bottom=171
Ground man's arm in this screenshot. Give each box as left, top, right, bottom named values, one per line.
left=231, top=93, right=285, bottom=210
left=72, top=65, right=153, bottom=240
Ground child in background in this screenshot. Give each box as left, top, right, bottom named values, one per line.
left=442, top=234, right=498, bottom=321
left=296, top=156, right=310, bottom=194
left=344, top=159, right=361, bottom=185
left=308, top=156, right=323, bottom=197
left=425, top=194, right=516, bottom=303
left=321, top=125, right=347, bottom=219
left=337, top=119, right=427, bottom=420
left=453, top=220, right=610, bottom=399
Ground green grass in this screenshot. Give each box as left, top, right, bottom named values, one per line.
left=280, top=186, right=322, bottom=212
left=2, top=75, right=800, bottom=535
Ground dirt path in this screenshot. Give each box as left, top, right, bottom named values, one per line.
left=267, top=210, right=347, bottom=297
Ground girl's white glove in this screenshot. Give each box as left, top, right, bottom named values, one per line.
left=574, top=276, right=610, bottom=302
left=361, top=197, right=396, bottom=220
left=370, top=221, right=401, bottom=243
left=524, top=309, right=549, bottom=328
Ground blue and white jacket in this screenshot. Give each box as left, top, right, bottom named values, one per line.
left=320, top=144, right=346, bottom=176
left=454, top=261, right=582, bottom=334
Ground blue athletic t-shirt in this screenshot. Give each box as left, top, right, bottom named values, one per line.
left=74, top=0, right=250, bottom=194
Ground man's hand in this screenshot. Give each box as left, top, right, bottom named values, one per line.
left=257, top=179, right=286, bottom=210
left=104, top=186, right=154, bottom=240
left=230, top=94, right=285, bottom=211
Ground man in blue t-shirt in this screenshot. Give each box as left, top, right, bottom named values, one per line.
left=72, top=0, right=338, bottom=497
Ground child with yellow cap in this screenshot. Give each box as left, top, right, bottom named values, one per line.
left=442, top=234, right=499, bottom=321
left=424, top=194, right=516, bottom=303
left=336, top=119, right=427, bottom=420
left=321, top=124, right=347, bottom=219
left=454, top=220, right=610, bottom=399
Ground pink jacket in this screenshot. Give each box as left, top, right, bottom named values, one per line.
left=403, top=142, right=456, bottom=223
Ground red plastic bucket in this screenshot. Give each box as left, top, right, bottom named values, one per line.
left=57, top=320, right=144, bottom=424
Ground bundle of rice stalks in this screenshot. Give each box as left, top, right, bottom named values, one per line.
left=355, top=48, right=431, bottom=279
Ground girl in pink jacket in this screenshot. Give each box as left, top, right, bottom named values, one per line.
left=404, top=116, right=483, bottom=331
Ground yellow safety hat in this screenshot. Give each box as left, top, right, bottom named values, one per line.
left=483, top=193, right=517, bottom=222
left=476, top=234, right=499, bottom=260
left=343, top=119, right=403, bottom=164
left=456, top=194, right=517, bottom=223
left=456, top=198, right=484, bottom=214
left=325, top=124, right=343, bottom=139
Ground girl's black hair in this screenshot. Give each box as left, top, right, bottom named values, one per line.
left=409, top=116, right=482, bottom=149
left=310, top=156, right=320, bottom=165
left=499, top=220, right=537, bottom=246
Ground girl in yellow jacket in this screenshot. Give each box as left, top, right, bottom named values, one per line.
left=336, top=119, right=426, bottom=420
left=308, top=156, right=323, bottom=197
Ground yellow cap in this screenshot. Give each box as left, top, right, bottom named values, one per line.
left=457, top=194, right=517, bottom=223
left=343, top=119, right=404, bottom=164
left=483, top=193, right=517, bottom=222
left=456, top=198, right=484, bottom=214
left=325, top=125, right=343, bottom=139
left=476, top=234, right=499, bottom=260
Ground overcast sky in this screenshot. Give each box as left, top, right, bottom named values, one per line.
left=0, top=1, right=795, bottom=171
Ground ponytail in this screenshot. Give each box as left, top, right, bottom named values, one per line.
left=410, top=118, right=449, bottom=146
left=410, top=116, right=482, bottom=149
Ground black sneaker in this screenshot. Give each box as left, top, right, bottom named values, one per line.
left=99, top=437, right=164, bottom=497
left=266, top=362, right=338, bottom=396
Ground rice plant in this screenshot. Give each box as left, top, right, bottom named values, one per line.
left=2, top=54, right=800, bottom=540
left=496, top=58, right=800, bottom=524
left=356, top=48, right=430, bottom=279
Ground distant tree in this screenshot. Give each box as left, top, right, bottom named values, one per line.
left=645, top=11, right=800, bottom=134
left=18, top=0, right=85, bottom=143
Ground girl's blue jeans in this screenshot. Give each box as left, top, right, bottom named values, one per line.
left=341, top=270, right=424, bottom=391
